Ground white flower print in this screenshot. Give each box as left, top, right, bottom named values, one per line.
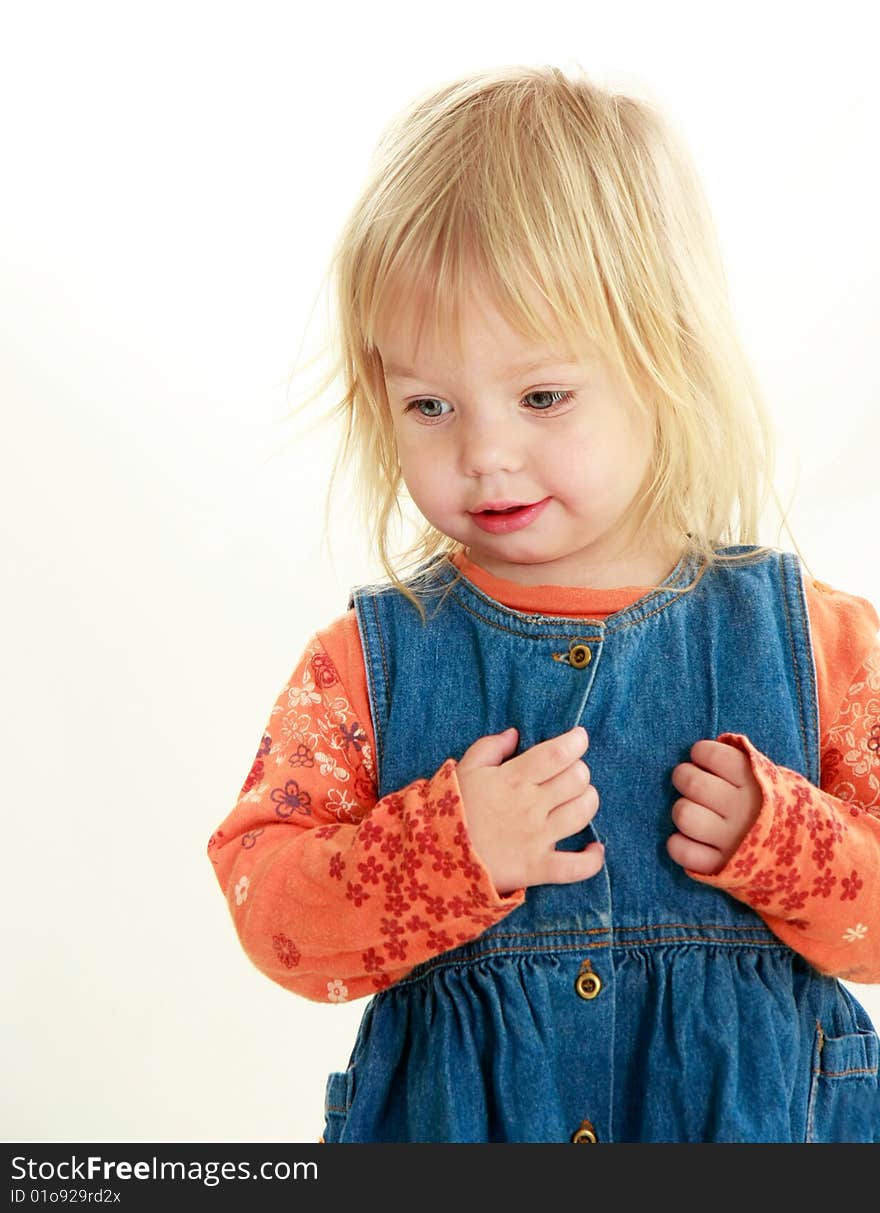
left=327, top=978, right=349, bottom=1003
left=234, top=875, right=250, bottom=905
left=842, top=922, right=868, bottom=943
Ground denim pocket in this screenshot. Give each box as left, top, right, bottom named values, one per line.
left=805, top=1020, right=880, bottom=1142
left=322, top=1065, right=356, bottom=1144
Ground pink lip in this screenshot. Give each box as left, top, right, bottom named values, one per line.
left=469, top=496, right=552, bottom=534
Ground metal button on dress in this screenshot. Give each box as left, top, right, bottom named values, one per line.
left=568, top=642, right=592, bottom=668
left=574, top=958, right=602, bottom=1000
left=571, top=1119, right=599, bottom=1143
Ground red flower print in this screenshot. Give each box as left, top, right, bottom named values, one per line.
left=385, top=935, right=408, bottom=961
left=742, top=869, right=776, bottom=907
left=457, top=854, right=484, bottom=882
left=382, top=869, right=407, bottom=898
left=731, top=849, right=758, bottom=879
left=812, top=836, right=834, bottom=868
left=271, top=780, right=312, bottom=819
left=380, top=832, right=403, bottom=862
left=868, top=723, right=880, bottom=755
left=826, top=814, right=845, bottom=843
left=840, top=870, right=863, bottom=901
left=781, top=888, right=808, bottom=913
left=400, top=849, right=423, bottom=879
left=381, top=917, right=405, bottom=943
left=774, top=868, right=800, bottom=897
left=805, top=808, right=825, bottom=839
left=373, top=973, right=392, bottom=991
left=384, top=893, right=411, bottom=917
left=405, top=877, right=430, bottom=903
left=413, top=825, right=441, bottom=857
left=785, top=918, right=810, bottom=930
left=765, top=820, right=786, bottom=852
left=405, top=913, right=430, bottom=933
left=382, top=792, right=405, bottom=818
left=310, top=652, right=339, bottom=689
left=329, top=852, right=345, bottom=880
left=789, top=784, right=813, bottom=822
left=359, top=819, right=384, bottom=851
left=426, top=928, right=454, bottom=952
left=346, top=881, right=370, bottom=907
left=422, top=893, right=448, bottom=922
left=435, top=790, right=459, bottom=817
left=380, top=918, right=406, bottom=954
left=242, top=758, right=264, bottom=795
left=466, top=883, right=492, bottom=912
left=812, top=870, right=837, bottom=898
left=272, top=934, right=300, bottom=969
left=431, top=850, right=458, bottom=878
left=315, top=824, right=342, bottom=840
left=362, top=946, right=385, bottom=973
left=774, top=838, right=802, bottom=868
left=354, top=775, right=375, bottom=805
left=358, top=855, right=384, bottom=885
left=822, top=746, right=842, bottom=782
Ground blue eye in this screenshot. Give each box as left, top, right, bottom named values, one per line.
left=525, top=390, right=574, bottom=411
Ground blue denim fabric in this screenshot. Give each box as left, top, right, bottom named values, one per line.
left=321, top=545, right=880, bottom=1142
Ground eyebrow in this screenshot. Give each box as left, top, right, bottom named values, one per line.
left=383, top=357, right=582, bottom=381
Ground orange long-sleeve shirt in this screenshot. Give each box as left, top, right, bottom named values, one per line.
left=208, top=551, right=880, bottom=1000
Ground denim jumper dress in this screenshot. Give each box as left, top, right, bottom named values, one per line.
left=321, top=545, right=880, bottom=1142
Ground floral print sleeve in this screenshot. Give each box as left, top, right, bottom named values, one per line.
left=687, top=634, right=880, bottom=983
left=207, top=630, right=525, bottom=1003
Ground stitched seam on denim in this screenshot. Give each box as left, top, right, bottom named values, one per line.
left=805, top=1021, right=823, bottom=1141
left=814, top=1064, right=878, bottom=1078
left=793, top=553, right=821, bottom=786
left=461, top=922, right=777, bottom=940
left=370, top=592, right=390, bottom=780
left=780, top=551, right=811, bottom=777
left=441, top=552, right=696, bottom=629
left=390, top=936, right=792, bottom=988
left=442, top=588, right=688, bottom=640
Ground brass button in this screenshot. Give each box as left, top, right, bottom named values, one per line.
left=569, top=643, right=591, bottom=668
left=571, top=1118, right=598, bottom=1143
left=574, top=958, right=602, bottom=1000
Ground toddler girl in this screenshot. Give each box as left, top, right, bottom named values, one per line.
left=207, top=64, right=880, bottom=1142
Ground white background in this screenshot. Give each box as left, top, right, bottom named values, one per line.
left=3, top=0, right=878, bottom=1143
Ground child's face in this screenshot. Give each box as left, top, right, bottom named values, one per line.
left=379, top=281, right=674, bottom=588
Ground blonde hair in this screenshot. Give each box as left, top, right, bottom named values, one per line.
left=285, top=63, right=808, bottom=621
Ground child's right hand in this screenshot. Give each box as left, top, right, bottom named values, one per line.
left=455, top=725, right=604, bottom=897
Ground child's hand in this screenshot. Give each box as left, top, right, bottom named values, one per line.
left=666, top=739, right=763, bottom=875
left=455, top=725, right=604, bottom=897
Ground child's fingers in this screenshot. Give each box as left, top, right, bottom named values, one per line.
left=520, top=726, right=589, bottom=785
left=541, top=839, right=605, bottom=885
left=687, top=739, right=749, bottom=785
left=670, top=797, right=730, bottom=847
left=666, top=829, right=724, bottom=875
left=671, top=762, right=735, bottom=818
left=540, top=756, right=593, bottom=809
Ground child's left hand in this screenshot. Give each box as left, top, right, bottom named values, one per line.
left=666, top=739, right=763, bottom=876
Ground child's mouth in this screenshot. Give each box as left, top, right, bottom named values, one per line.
left=470, top=497, right=552, bottom=534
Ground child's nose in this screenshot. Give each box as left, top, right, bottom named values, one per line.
left=459, top=418, right=523, bottom=477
